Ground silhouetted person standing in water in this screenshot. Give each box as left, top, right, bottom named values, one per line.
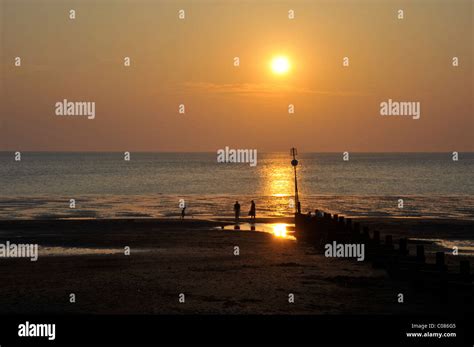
left=234, top=201, right=241, bottom=221
left=181, top=206, right=186, bottom=219
left=248, top=200, right=256, bottom=220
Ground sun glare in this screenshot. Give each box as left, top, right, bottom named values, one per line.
left=271, top=56, right=290, bottom=75
left=273, top=224, right=288, bottom=238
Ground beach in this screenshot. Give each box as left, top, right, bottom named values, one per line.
left=2, top=0, right=472, bottom=342
left=0, top=217, right=471, bottom=315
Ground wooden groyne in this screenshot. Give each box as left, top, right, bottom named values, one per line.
left=295, top=211, right=473, bottom=304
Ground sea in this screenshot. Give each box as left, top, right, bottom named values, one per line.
left=0, top=152, right=473, bottom=220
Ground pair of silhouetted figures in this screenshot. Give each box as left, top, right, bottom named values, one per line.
left=234, top=200, right=256, bottom=221
left=180, top=201, right=255, bottom=220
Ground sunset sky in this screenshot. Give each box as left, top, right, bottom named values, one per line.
left=1, top=0, right=472, bottom=152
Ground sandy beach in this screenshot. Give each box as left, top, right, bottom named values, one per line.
left=0, top=217, right=471, bottom=315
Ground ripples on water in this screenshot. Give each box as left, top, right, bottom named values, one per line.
left=0, top=152, right=473, bottom=220
left=1, top=194, right=472, bottom=220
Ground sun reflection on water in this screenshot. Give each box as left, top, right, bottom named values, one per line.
left=273, top=223, right=288, bottom=238
left=223, top=223, right=296, bottom=240
left=264, top=164, right=293, bottom=197
left=267, top=223, right=296, bottom=240
left=259, top=159, right=296, bottom=216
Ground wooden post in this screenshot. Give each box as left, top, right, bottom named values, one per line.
left=353, top=222, right=360, bottom=233
left=346, top=218, right=352, bottom=231
left=460, top=261, right=471, bottom=282
left=399, top=238, right=408, bottom=255
left=436, top=252, right=445, bottom=268
left=385, top=235, right=393, bottom=248
left=362, top=226, right=370, bottom=242
left=373, top=230, right=380, bottom=245
left=337, top=216, right=345, bottom=233
left=416, top=245, right=425, bottom=263
left=351, top=221, right=360, bottom=242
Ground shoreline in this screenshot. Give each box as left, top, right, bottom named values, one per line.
left=0, top=216, right=472, bottom=251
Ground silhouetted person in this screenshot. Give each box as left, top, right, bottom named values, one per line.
left=181, top=206, right=186, bottom=219
left=234, top=201, right=241, bottom=221
left=248, top=200, right=256, bottom=220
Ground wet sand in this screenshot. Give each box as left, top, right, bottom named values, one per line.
left=0, top=218, right=470, bottom=314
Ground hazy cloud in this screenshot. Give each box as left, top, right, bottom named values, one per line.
left=182, top=82, right=369, bottom=97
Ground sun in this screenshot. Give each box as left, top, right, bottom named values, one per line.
left=271, top=56, right=290, bottom=75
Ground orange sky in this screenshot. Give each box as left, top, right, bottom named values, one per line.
left=1, top=0, right=472, bottom=152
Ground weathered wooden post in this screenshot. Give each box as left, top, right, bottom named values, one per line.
left=337, top=216, right=345, bottom=234
left=351, top=222, right=360, bottom=242
left=399, top=238, right=408, bottom=255
left=373, top=230, right=380, bottom=246
left=416, top=245, right=425, bottom=263
left=346, top=218, right=352, bottom=231
left=460, top=260, right=471, bottom=282
left=362, top=226, right=370, bottom=243
left=353, top=222, right=360, bottom=232
left=436, top=252, right=445, bottom=269
left=385, top=235, right=393, bottom=248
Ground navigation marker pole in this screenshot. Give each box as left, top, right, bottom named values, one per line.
left=290, top=148, right=301, bottom=214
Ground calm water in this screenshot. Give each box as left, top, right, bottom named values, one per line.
left=0, top=152, right=473, bottom=220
